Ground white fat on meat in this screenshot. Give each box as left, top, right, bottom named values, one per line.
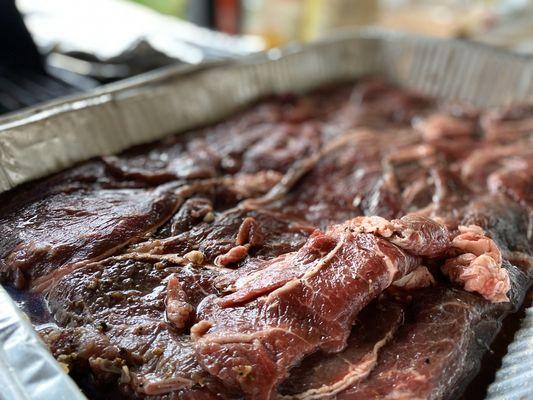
left=442, top=225, right=510, bottom=303
left=392, top=266, right=435, bottom=290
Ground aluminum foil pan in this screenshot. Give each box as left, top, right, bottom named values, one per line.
left=0, top=28, right=532, bottom=400
left=0, top=286, right=86, bottom=400
left=486, top=302, right=533, bottom=400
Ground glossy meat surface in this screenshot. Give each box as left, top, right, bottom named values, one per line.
left=0, top=79, right=531, bottom=400
left=0, top=181, right=182, bottom=290
left=193, top=228, right=421, bottom=399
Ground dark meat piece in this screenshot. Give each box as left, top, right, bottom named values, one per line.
left=2, top=79, right=532, bottom=400
left=190, top=216, right=458, bottom=399
left=156, top=171, right=283, bottom=238
left=43, top=255, right=228, bottom=397
left=102, top=132, right=229, bottom=183
left=132, top=207, right=315, bottom=265
left=240, top=123, right=321, bottom=173
left=364, top=172, right=403, bottom=219
left=336, top=278, right=528, bottom=400
left=43, top=326, right=224, bottom=398
left=102, top=97, right=324, bottom=185
left=260, top=130, right=417, bottom=226
left=170, top=197, right=215, bottom=235
left=46, top=255, right=220, bottom=332
left=0, top=183, right=181, bottom=290
left=279, top=299, right=404, bottom=398
left=334, top=78, right=433, bottom=129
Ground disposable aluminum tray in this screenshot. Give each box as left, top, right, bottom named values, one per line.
left=0, top=28, right=531, bottom=400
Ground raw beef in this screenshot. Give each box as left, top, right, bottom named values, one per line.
left=191, top=215, right=508, bottom=399
left=43, top=254, right=230, bottom=397
left=278, top=299, right=405, bottom=398
left=0, top=79, right=531, bottom=400
left=0, top=182, right=182, bottom=290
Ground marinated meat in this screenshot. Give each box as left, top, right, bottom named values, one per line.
left=256, top=129, right=417, bottom=226
left=0, top=182, right=182, bottom=290
left=191, top=216, right=509, bottom=400
left=0, top=79, right=531, bottom=400
left=335, top=277, right=528, bottom=400
left=132, top=206, right=314, bottom=264
left=278, top=299, right=405, bottom=399
left=43, top=255, right=230, bottom=397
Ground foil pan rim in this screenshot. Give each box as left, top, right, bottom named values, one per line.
left=486, top=306, right=533, bottom=400
left=0, top=28, right=532, bottom=400
left=0, top=286, right=87, bottom=400
left=2, top=27, right=533, bottom=130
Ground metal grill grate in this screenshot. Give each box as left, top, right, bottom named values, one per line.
left=0, top=1, right=98, bottom=116
left=0, top=69, right=80, bottom=115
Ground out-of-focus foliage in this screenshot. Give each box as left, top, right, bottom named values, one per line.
left=130, top=0, right=186, bottom=16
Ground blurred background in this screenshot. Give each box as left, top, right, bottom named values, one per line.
left=2, top=0, right=533, bottom=115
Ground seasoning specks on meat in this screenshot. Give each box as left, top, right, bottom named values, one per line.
left=0, top=78, right=531, bottom=400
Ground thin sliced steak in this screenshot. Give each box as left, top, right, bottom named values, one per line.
left=132, top=207, right=315, bottom=265
left=2, top=80, right=531, bottom=400
left=42, top=255, right=229, bottom=398
left=191, top=216, right=457, bottom=399
left=336, top=271, right=528, bottom=400
left=0, top=183, right=182, bottom=290
left=278, top=299, right=404, bottom=399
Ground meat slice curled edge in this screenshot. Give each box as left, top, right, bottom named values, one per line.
left=344, top=216, right=510, bottom=302
left=190, top=216, right=453, bottom=400
left=442, top=225, right=511, bottom=302
left=190, top=215, right=511, bottom=399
